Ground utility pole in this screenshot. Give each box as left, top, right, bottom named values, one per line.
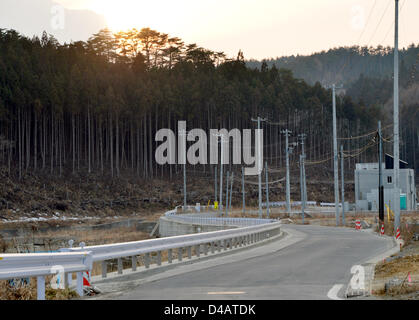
left=183, top=161, right=187, bottom=209
left=378, top=121, right=384, bottom=223
left=393, top=0, right=401, bottom=232
left=229, top=172, right=234, bottom=214
left=225, top=171, right=230, bottom=217
left=341, top=145, right=345, bottom=226
left=265, top=161, right=270, bottom=218
left=220, top=150, right=223, bottom=213
left=299, top=154, right=305, bottom=224
left=212, top=133, right=226, bottom=214
left=282, top=129, right=292, bottom=215
left=215, top=165, right=218, bottom=203
left=251, top=116, right=267, bottom=218
left=179, top=129, right=188, bottom=210
left=303, top=158, right=307, bottom=212
left=332, top=84, right=340, bottom=226
left=242, top=167, right=245, bottom=215
left=299, top=134, right=307, bottom=213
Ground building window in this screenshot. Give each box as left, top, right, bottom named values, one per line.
left=387, top=176, right=392, bottom=184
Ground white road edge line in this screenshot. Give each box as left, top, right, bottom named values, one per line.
left=327, top=284, right=344, bottom=300
left=207, top=292, right=246, bottom=295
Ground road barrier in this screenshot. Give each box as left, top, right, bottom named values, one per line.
left=380, top=224, right=385, bottom=236
left=320, top=202, right=346, bottom=207
left=0, top=207, right=280, bottom=300
left=355, top=220, right=361, bottom=230
left=395, top=227, right=401, bottom=240
left=167, top=214, right=277, bottom=227
left=262, top=201, right=317, bottom=208
left=0, top=252, right=92, bottom=300
left=60, top=208, right=281, bottom=285
left=83, top=270, right=91, bottom=287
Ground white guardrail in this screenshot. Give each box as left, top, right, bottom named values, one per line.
left=167, top=214, right=277, bottom=227
left=261, top=201, right=317, bottom=208
left=0, top=207, right=280, bottom=300
left=0, top=252, right=92, bottom=300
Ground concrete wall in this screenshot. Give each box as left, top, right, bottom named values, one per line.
left=158, top=216, right=234, bottom=237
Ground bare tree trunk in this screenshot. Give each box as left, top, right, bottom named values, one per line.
left=50, top=109, right=54, bottom=175
left=34, top=112, right=37, bottom=171
left=42, top=113, right=46, bottom=170
left=136, top=124, right=140, bottom=176
left=143, top=116, right=148, bottom=178
left=130, top=120, right=134, bottom=171
left=72, top=114, right=75, bottom=173
left=100, top=117, right=103, bottom=174
left=88, top=105, right=91, bottom=173
left=59, top=118, right=62, bottom=177
left=116, top=112, right=120, bottom=177
left=18, top=108, right=22, bottom=179
left=148, top=112, right=152, bottom=178
left=78, top=113, right=80, bottom=171
left=26, top=110, right=30, bottom=171
left=110, top=112, right=114, bottom=178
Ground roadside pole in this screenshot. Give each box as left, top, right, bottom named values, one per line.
left=183, top=162, right=187, bottom=209
left=299, top=134, right=307, bottom=217
left=282, top=129, right=292, bottom=216
left=242, top=167, right=246, bottom=215
left=341, top=145, right=345, bottom=226
left=378, top=121, right=384, bottom=223
left=225, top=171, right=230, bottom=217
left=393, top=0, right=401, bottom=232
left=332, top=84, right=340, bottom=226
left=265, top=161, right=270, bottom=219
left=251, top=116, right=267, bottom=218
left=229, top=172, right=234, bottom=215
left=219, top=135, right=224, bottom=214
left=215, top=165, right=218, bottom=203
left=300, top=155, right=304, bottom=224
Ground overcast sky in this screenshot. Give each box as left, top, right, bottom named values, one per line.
left=1, top=0, right=417, bottom=60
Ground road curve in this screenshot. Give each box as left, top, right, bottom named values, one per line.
left=99, top=225, right=394, bottom=300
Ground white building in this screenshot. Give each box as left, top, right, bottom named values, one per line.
left=354, top=158, right=416, bottom=211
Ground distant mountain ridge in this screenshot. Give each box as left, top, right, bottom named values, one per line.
left=246, top=44, right=419, bottom=87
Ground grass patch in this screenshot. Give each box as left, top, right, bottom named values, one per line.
left=0, top=278, right=79, bottom=300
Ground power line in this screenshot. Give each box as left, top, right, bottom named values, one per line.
left=356, top=0, right=379, bottom=45
left=232, top=176, right=285, bottom=186
left=334, top=0, right=380, bottom=81
left=366, top=0, right=393, bottom=47
left=380, top=0, right=407, bottom=45
left=337, top=124, right=393, bottom=140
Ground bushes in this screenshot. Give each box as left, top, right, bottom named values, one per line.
left=0, top=278, right=79, bottom=300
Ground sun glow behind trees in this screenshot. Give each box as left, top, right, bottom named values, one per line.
left=49, top=0, right=419, bottom=59
left=88, top=0, right=187, bottom=33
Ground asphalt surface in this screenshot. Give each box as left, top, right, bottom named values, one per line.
left=95, top=225, right=393, bottom=300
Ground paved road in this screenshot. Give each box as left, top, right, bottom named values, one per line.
left=97, top=225, right=394, bottom=300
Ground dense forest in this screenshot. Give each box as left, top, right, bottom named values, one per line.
left=0, top=27, right=417, bottom=185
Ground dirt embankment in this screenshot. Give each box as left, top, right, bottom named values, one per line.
left=372, top=217, right=419, bottom=300
left=0, top=164, right=355, bottom=224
